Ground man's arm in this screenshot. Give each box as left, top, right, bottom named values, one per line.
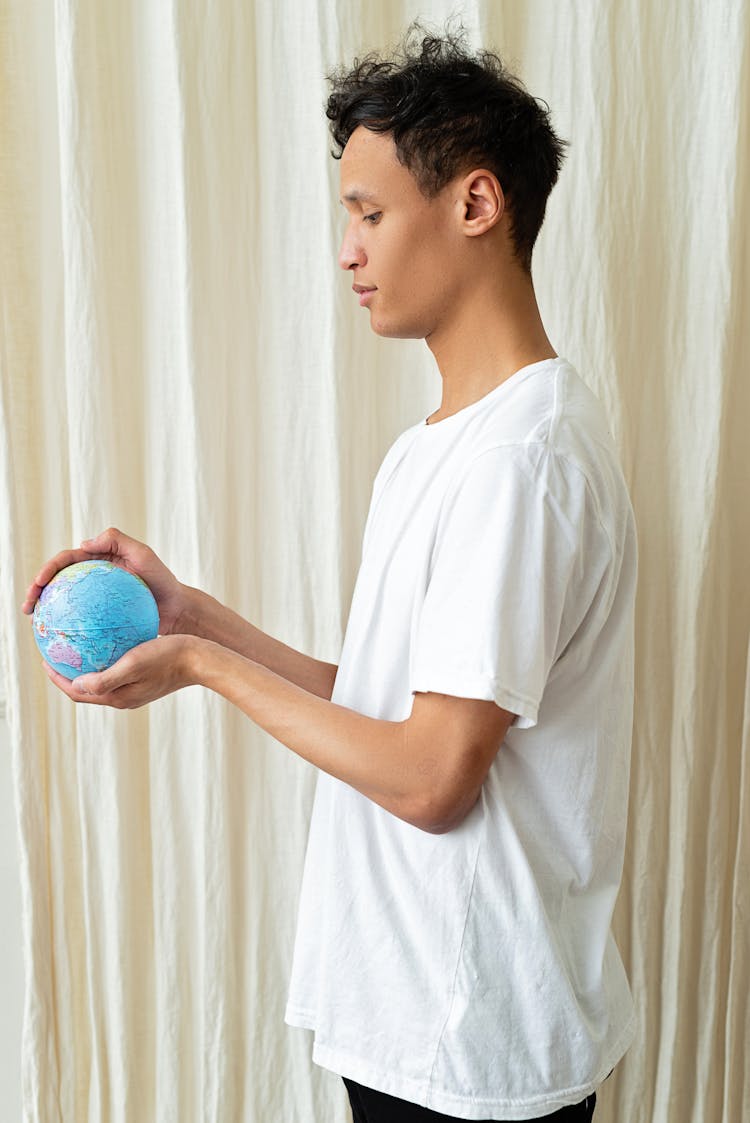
left=184, top=638, right=514, bottom=834
left=177, top=584, right=339, bottom=702
left=46, top=620, right=514, bottom=833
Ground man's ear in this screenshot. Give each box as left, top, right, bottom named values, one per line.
left=459, top=169, right=505, bottom=235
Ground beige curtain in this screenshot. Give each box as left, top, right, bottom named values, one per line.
left=1, top=2, right=747, bottom=1120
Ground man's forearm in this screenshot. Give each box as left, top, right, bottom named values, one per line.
left=185, top=637, right=431, bottom=831
left=176, top=584, right=338, bottom=701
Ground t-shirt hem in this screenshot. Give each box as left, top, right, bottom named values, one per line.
left=291, top=1012, right=636, bottom=1121
left=284, top=1015, right=637, bottom=1118
left=284, top=1003, right=316, bottom=1030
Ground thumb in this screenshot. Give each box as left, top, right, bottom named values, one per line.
left=80, top=527, right=125, bottom=554
left=74, top=667, right=115, bottom=695
left=73, top=674, right=99, bottom=694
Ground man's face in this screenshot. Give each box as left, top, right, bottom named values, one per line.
left=338, top=126, right=466, bottom=339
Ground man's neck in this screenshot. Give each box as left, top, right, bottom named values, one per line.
left=424, top=270, right=556, bottom=423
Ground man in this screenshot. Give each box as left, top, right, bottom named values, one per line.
left=23, top=21, right=637, bottom=1123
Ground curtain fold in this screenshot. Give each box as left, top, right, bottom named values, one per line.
left=1, top=2, right=747, bottom=1120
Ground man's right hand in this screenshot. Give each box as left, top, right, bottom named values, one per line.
left=21, top=527, right=188, bottom=637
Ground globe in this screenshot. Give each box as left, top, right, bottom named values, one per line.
left=32, top=560, right=160, bottom=680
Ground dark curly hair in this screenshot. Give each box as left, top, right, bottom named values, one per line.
left=324, top=18, right=569, bottom=275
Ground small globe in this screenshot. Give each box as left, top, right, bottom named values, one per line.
left=32, top=560, right=159, bottom=680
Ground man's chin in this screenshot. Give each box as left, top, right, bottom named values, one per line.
left=368, top=315, right=425, bottom=340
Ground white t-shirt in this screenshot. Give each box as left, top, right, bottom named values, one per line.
left=284, top=356, right=638, bottom=1120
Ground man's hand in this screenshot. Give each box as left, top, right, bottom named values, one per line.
left=42, top=635, right=197, bottom=710
left=21, top=527, right=189, bottom=636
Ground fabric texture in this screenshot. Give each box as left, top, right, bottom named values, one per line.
left=284, top=357, right=637, bottom=1120
left=0, top=4, right=748, bottom=1122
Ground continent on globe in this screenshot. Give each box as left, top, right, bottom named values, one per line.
left=32, top=560, right=159, bottom=680
left=47, top=640, right=83, bottom=671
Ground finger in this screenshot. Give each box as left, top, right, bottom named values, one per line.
left=43, top=663, right=96, bottom=701
left=21, top=548, right=98, bottom=614
left=75, top=648, right=140, bottom=695
left=44, top=663, right=123, bottom=706
left=80, top=528, right=156, bottom=581
left=79, top=526, right=134, bottom=558
left=21, top=528, right=131, bottom=615
left=74, top=670, right=114, bottom=695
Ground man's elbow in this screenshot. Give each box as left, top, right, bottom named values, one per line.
left=410, top=785, right=482, bottom=835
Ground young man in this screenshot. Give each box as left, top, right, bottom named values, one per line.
left=23, top=23, right=637, bottom=1123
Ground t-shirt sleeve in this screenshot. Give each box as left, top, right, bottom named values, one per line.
left=409, top=443, right=592, bottom=730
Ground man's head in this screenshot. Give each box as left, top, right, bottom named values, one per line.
left=325, top=21, right=568, bottom=339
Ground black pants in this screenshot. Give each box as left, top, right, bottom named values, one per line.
left=343, top=1078, right=596, bottom=1123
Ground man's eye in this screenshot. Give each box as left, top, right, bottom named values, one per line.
left=363, top=212, right=382, bottom=224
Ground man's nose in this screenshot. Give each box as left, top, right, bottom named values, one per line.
left=338, top=225, right=366, bottom=271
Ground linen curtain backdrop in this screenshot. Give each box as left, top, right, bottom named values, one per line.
left=1, top=2, right=748, bottom=1120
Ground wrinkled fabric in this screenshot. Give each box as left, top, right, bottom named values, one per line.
left=0, top=2, right=747, bottom=1121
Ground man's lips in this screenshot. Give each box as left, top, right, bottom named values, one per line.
left=353, top=283, right=377, bottom=307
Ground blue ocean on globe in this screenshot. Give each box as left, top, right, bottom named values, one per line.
left=32, top=560, right=159, bottom=680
